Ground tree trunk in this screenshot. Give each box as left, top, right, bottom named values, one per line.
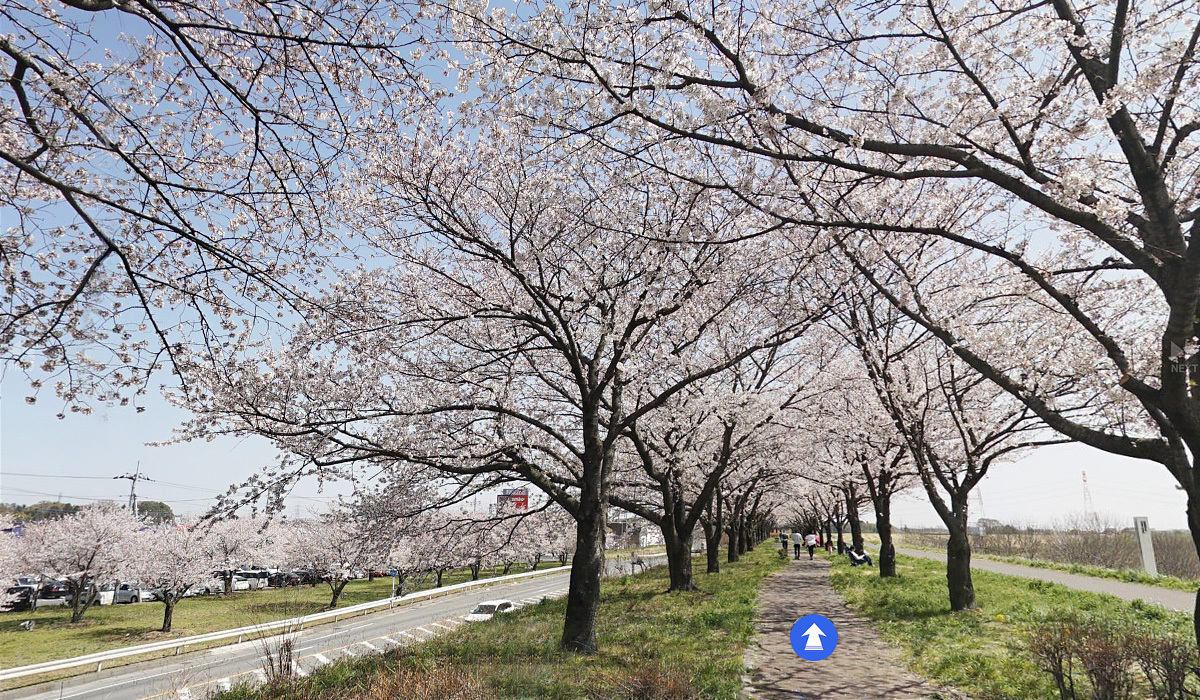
left=726, top=521, right=740, bottom=563
left=328, top=580, right=349, bottom=608
left=225, top=570, right=236, bottom=596
left=160, top=598, right=176, bottom=633
left=662, top=524, right=697, bottom=591
left=436, top=569, right=445, bottom=587
left=1188, top=495, right=1200, bottom=650
left=470, top=562, right=481, bottom=581
left=946, top=528, right=976, bottom=610
left=835, top=522, right=845, bottom=554
left=824, top=520, right=833, bottom=549
left=68, top=581, right=95, bottom=623
left=874, top=494, right=897, bottom=578
left=846, top=489, right=864, bottom=554
left=702, top=520, right=721, bottom=574
left=560, top=495, right=607, bottom=653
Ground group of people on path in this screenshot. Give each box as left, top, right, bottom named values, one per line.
left=778, top=530, right=873, bottom=567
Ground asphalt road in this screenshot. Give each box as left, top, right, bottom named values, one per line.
left=894, top=546, right=1197, bottom=611
left=9, top=553, right=667, bottom=700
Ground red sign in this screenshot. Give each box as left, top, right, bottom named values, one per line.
left=498, top=488, right=529, bottom=511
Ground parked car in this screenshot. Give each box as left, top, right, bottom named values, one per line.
left=236, top=569, right=270, bottom=589
left=464, top=599, right=515, bottom=622
left=267, top=572, right=301, bottom=588
left=39, top=581, right=70, bottom=599
left=2, top=586, right=35, bottom=612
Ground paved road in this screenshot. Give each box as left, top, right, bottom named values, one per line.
left=895, top=546, right=1196, bottom=612
left=8, top=554, right=666, bottom=700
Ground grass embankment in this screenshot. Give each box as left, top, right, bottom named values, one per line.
left=215, top=545, right=787, bottom=700
left=829, top=552, right=1195, bottom=699
left=891, top=535, right=1200, bottom=593
left=0, top=566, right=517, bottom=671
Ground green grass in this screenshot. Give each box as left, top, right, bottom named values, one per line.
left=0, top=565, right=522, bottom=671
left=890, top=536, right=1200, bottom=593
left=829, top=552, right=1195, bottom=700
left=213, top=545, right=787, bottom=700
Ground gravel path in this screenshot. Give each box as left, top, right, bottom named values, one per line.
left=743, top=557, right=952, bottom=700
left=895, top=547, right=1196, bottom=612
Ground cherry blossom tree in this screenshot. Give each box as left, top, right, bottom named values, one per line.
left=201, top=516, right=273, bottom=596
left=17, top=505, right=141, bottom=622
left=842, top=286, right=1070, bottom=610
left=126, top=520, right=217, bottom=632
left=281, top=510, right=388, bottom=609
left=0, top=0, right=437, bottom=412
left=452, top=0, right=1200, bottom=640
left=611, top=347, right=812, bottom=590
left=178, top=124, right=827, bottom=652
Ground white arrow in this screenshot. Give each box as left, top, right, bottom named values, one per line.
left=801, top=623, right=826, bottom=651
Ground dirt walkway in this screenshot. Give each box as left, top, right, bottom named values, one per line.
left=743, top=557, right=954, bottom=700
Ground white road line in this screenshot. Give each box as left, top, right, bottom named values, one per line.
left=361, top=641, right=379, bottom=651
left=431, top=622, right=452, bottom=631
left=314, top=653, right=331, bottom=665
left=53, top=662, right=223, bottom=699
left=216, top=678, right=232, bottom=692
left=341, top=647, right=358, bottom=657
left=415, top=626, right=433, bottom=636
left=304, top=623, right=370, bottom=643
left=254, top=669, right=268, bottom=683
left=292, top=661, right=307, bottom=678
left=399, top=631, right=416, bottom=639
left=381, top=636, right=398, bottom=645
left=176, top=689, right=191, bottom=700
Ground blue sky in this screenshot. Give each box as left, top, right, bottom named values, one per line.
left=0, top=374, right=347, bottom=518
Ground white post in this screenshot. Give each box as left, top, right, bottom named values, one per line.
left=1134, top=517, right=1158, bottom=577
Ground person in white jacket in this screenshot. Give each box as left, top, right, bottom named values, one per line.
left=803, top=532, right=819, bottom=560
left=791, top=531, right=805, bottom=560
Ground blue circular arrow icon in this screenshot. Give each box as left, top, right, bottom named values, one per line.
left=789, top=614, right=838, bottom=661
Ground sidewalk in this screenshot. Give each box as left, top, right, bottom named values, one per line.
left=743, top=557, right=953, bottom=700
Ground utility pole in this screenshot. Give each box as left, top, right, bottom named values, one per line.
left=113, top=462, right=153, bottom=516
left=1081, top=471, right=1096, bottom=519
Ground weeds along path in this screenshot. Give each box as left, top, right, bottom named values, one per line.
left=743, top=557, right=949, bottom=700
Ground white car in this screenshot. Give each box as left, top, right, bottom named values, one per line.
left=464, top=599, right=516, bottom=622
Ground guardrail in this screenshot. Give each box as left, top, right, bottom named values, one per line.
left=0, top=564, right=572, bottom=684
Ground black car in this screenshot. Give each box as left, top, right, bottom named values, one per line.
left=2, top=586, right=35, bottom=612
left=39, top=581, right=70, bottom=599
left=267, top=572, right=301, bottom=588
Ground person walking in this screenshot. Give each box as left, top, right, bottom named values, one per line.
left=791, top=531, right=804, bottom=560
left=804, top=532, right=819, bottom=560
left=779, top=532, right=789, bottom=552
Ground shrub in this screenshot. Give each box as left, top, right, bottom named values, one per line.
left=1027, top=615, right=1080, bottom=700
left=1126, top=629, right=1199, bottom=700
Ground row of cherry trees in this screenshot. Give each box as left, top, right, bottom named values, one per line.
left=7, top=0, right=1195, bottom=652
left=0, top=504, right=576, bottom=632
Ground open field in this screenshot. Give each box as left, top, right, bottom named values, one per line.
left=897, top=529, right=1200, bottom=580
left=0, top=566, right=515, bottom=670
left=830, top=552, right=1196, bottom=700
left=894, top=533, right=1200, bottom=592
left=211, top=545, right=786, bottom=700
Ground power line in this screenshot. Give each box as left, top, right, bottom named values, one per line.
left=0, top=472, right=113, bottom=480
